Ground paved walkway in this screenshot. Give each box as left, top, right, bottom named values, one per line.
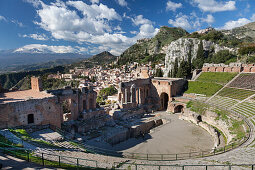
left=0, top=153, right=63, bottom=170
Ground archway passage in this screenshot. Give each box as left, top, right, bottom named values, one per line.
left=160, top=93, right=169, bottom=111
left=174, top=105, right=184, bottom=113
left=28, top=114, right=34, bottom=124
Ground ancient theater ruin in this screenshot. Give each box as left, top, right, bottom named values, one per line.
left=0, top=77, right=101, bottom=129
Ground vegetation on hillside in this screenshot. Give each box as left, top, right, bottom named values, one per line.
left=187, top=30, right=243, bottom=48
left=117, top=26, right=188, bottom=66
left=0, top=66, right=65, bottom=89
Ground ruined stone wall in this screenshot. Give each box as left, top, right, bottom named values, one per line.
left=202, top=63, right=255, bottom=73
left=118, top=79, right=151, bottom=109
left=0, top=97, right=63, bottom=129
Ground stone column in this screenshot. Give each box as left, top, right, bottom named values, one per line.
left=136, top=88, right=139, bottom=104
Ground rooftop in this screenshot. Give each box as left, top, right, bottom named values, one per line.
left=0, top=90, right=54, bottom=104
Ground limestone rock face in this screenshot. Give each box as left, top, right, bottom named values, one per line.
left=163, top=38, right=235, bottom=77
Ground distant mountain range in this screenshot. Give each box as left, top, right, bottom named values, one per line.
left=0, top=50, right=90, bottom=73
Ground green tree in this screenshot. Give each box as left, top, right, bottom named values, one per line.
left=193, top=41, right=204, bottom=69
left=155, top=68, right=163, bottom=77
left=167, top=70, right=172, bottom=77
left=211, top=50, right=237, bottom=64
left=173, top=58, right=179, bottom=78
left=176, top=59, right=189, bottom=78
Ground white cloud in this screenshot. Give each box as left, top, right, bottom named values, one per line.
left=116, top=0, right=127, bottom=7
left=90, top=0, right=99, bottom=4
left=130, top=31, right=138, bottom=35
left=27, top=1, right=159, bottom=55
left=0, top=15, right=7, bottom=22
left=251, top=14, right=255, bottom=22
left=14, top=44, right=87, bottom=54
left=132, top=15, right=152, bottom=26
left=193, top=0, right=236, bottom=13
left=203, top=14, right=215, bottom=24
left=11, top=20, right=24, bottom=27
left=168, top=14, right=193, bottom=30
left=166, top=1, right=182, bottom=12
left=220, top=18, right=251, bottom=30
left=22, top=33, right=49, bottom=41
left=23, top=0, right=42, bottom=7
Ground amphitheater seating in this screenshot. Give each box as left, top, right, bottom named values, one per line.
left=228, top=74, right=255, bottom=90
left=218, top=87, right=255, bottom=100
left=208, top=95, right=238, bottom=109
left=232, top=101, right=255, bottom=118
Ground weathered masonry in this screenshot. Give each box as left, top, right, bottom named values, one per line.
left=0, top=77, right=98, bottom=129
left=117, top=77, right=187, bottom=111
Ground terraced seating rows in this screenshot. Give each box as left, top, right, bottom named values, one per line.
left=218, top=87, right=255, bottom=100
left=232, top=101, right=255, bottom=118
left=208, top=95, right=238, bottom=109
left=228, top=74, right=255, bottom=90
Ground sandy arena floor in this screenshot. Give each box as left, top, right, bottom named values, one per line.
left=87, top=112, right=214, bottom=154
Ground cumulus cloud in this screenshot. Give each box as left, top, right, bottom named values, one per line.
left=203, top=14, right=215, bottom=24
left=166, top=1, right=182, bottom=12
left=193, top=0, right=236, bottom=13
left=90, top=0, right=99, bottom=4
left=220, top=18, right=251, bottom=30
left=14, top=44, right=87, bottom=53
left=168, top=13, right=202, bottom=30
left=25, top=1, right=158, bottom=55
left=22, top=33, right=49, bottom=40
left=132, top=15, right=152, bottom=26
left=116, top=0, right=127, bottom=7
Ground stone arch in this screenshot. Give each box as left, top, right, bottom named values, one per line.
left=197, top=115, right=202, bottom=122
left=160, top=92, right=169, bottom=111
left=174, top=105, right=184, bottom=113
left=27, top=114, right=34, bottom=124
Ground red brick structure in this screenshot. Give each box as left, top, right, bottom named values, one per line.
left=31, top=77, right=43, bottom=92
left=201, top=63, right=255, bottom=73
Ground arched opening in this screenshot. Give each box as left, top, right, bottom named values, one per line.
left=174, top=105, right=184, bottom=113
left=160, top=93, right=169, bottom=111
left=197, top=115, right=202, bottom=122
left=27, top=114, right=34, bottom=124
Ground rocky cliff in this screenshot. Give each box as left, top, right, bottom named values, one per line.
left=117, top=26, right=188, bottom=65
left=163, top=38, right=235, bottom=76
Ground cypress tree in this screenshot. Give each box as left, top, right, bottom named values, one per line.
left=193, top=40, right=204, bottom=69
left=173, top=58, right=179, bottom=78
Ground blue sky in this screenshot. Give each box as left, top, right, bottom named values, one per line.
left=0, top=0, right=255, bottom=55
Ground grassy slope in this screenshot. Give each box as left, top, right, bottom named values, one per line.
left=197, top=72, right=238, bottom=85
left=185, top=72, right=238, bottom=96
left=185, top=81, right=223, bottom=96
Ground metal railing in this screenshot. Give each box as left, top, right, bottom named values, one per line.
left=1, top=142, right=255, bottom=170
left=51, top=123, right=249, bottom=161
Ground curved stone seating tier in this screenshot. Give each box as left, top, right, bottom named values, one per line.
left=218, top=87, right=255, bottom=101
left=228, top=74, right=255, bottom=90
left=208, top=96, right=238, bottom=109
left=232, top=102, right=255, bottom=118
